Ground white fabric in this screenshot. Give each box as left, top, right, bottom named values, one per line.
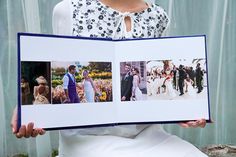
left=111, top=12, right=142, bottom=39
left=83, top=80, right=95, bottom=102
left=185, top=81, right=196, bottom=97
left=132, top=75, right=143, bottom=100
left=1, top=0, right=236, bottom=156
left=53, top=0, right=207, bottom=157
left=59, top=125, right=207, bottom=157
left=54, top=0, right=170, bottom=137
left=165, top=78, right=177, bottom=99
left=71, top=0, right=170, bottom=39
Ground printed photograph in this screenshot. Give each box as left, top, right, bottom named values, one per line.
left=147, top=59, right=208, bottom=100
left=120, top=61, right=147, bottom=101
left=21, top=61, right=51, bottom=105
left=51, top=61, right=112, bottom=104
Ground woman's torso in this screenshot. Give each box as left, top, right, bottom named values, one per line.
left=71, top=0, right=169, bottom=39
left=61, top=0, right=169, bottom=137
left=83, top=79, right=93, bottom=92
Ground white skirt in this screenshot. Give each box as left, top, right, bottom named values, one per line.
left=58, top=125, right=207, bottom=157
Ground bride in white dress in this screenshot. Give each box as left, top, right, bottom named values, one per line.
left=82, top=70, right=97, bottom=102
left=163, top=69, right=177, bottom=99
left=131, top=67, right=143, bottom=101
left=185, top=75, right=196, bottom=97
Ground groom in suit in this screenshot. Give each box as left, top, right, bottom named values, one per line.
left=196, top=63, right=204, bottom=93
left=121, top=63, right=133, bottom=101
left=178, top=64, right=187, bottom=96
left=63, top=65, right=80, bottom=103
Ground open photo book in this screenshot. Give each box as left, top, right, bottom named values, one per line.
left=18, top=33, right=211, bottom=130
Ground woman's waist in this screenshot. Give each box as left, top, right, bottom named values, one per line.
left=60, top=124, right=162, bottom=138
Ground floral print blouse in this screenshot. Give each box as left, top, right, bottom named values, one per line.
left=71, top=0, right=170, bottom=39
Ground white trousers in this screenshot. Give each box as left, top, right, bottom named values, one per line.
left=58, top=125, right=207, bottom=157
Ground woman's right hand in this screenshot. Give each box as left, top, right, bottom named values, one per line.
left=11, top=107, right=46, bottom=138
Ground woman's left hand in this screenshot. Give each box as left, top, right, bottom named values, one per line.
left=179, top=119, right=206, bottom=128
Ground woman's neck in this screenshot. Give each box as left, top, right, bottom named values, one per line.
left=100, top=0, right=148, bottom=13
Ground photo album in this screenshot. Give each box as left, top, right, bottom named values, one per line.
left=18, top=33, right=211, bottom=130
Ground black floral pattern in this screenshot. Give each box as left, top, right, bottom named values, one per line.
left=71, top=0, right=169, bottom=39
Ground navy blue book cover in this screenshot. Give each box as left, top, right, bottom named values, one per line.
left=18, top=33, right=211, bottom=131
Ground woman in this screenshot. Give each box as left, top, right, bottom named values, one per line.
left=34, top=84, right=50, bottom=104
left=82, top=70, right=97, bottom=102
left=153, top=67, right=162, bottom=95
left=21, top=77, right=30, bottom=105
left=52, top=85, right=66, bottom=104
left=131, top=67, right=143, bottom=100
left=163, top=68, right=177, bottom=99
left=185, top=75, right=196, bottom=97
left=11, top=0, right=207, bottom=156
left=33, top=76, right=49, bottom=104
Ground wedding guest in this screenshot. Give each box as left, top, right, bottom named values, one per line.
left=52, top=85, right=66, bottom=104
left=188, top=66, right=196, bottom=87
left=34, top=84, right=50, bottom=104
left=196, top=63, right=204, bottom=93
left=33, top=76, right=49, bottom=104
left=63, top=65, right=80, bottom=103
left=171, top=65, right=177, bottom=89
left=52, top=87, right=62, bottom=104
left=178, top=65, right=187, bottom=96
left=21, top=77, right=30, bottom=105
left=175, top=67, right=180, bottom=91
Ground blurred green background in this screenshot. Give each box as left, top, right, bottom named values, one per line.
left=0, top=0, right=235, bottom=156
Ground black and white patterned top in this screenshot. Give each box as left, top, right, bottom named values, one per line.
left=65, top=0, right=170, bottom=137
left=71, top=0, right=170, bottom=39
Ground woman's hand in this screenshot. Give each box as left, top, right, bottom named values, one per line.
left=11, top=107, right=46, bottom=138
left=179, top=119, right=207, bottom=128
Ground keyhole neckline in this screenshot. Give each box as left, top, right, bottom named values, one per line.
left=98, top=0, right=152, bottom=15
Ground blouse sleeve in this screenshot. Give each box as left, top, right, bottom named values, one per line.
left=154, top=5, right=170, bottom=37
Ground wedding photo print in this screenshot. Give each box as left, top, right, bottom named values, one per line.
left=120, top=62, right=147, bottom=101
left=21, top=61, right=51, bottom=105
left=146, top=59, right=208, bottom=100
left=51, top=61, right=112, bottom=104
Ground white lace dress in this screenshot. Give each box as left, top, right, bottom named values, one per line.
left=55, top=0, right=208, bottom=156
left=165, top=77, right=177, bottom=99
left=185, top=80, right=197, bottom=97
left=83, top=79, right=95, bottom=102
left=132, top=75, right=143, bottom=100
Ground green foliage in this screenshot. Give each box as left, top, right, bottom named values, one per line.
left=52, top=79, right=63, bottom=88
left=51, top=149, right=58, bottom=157
left=75, top=75, right=83, bottom=82
left=88, top=62, right=112, bottom=72
left=52, top=72, right=112, bottom=87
